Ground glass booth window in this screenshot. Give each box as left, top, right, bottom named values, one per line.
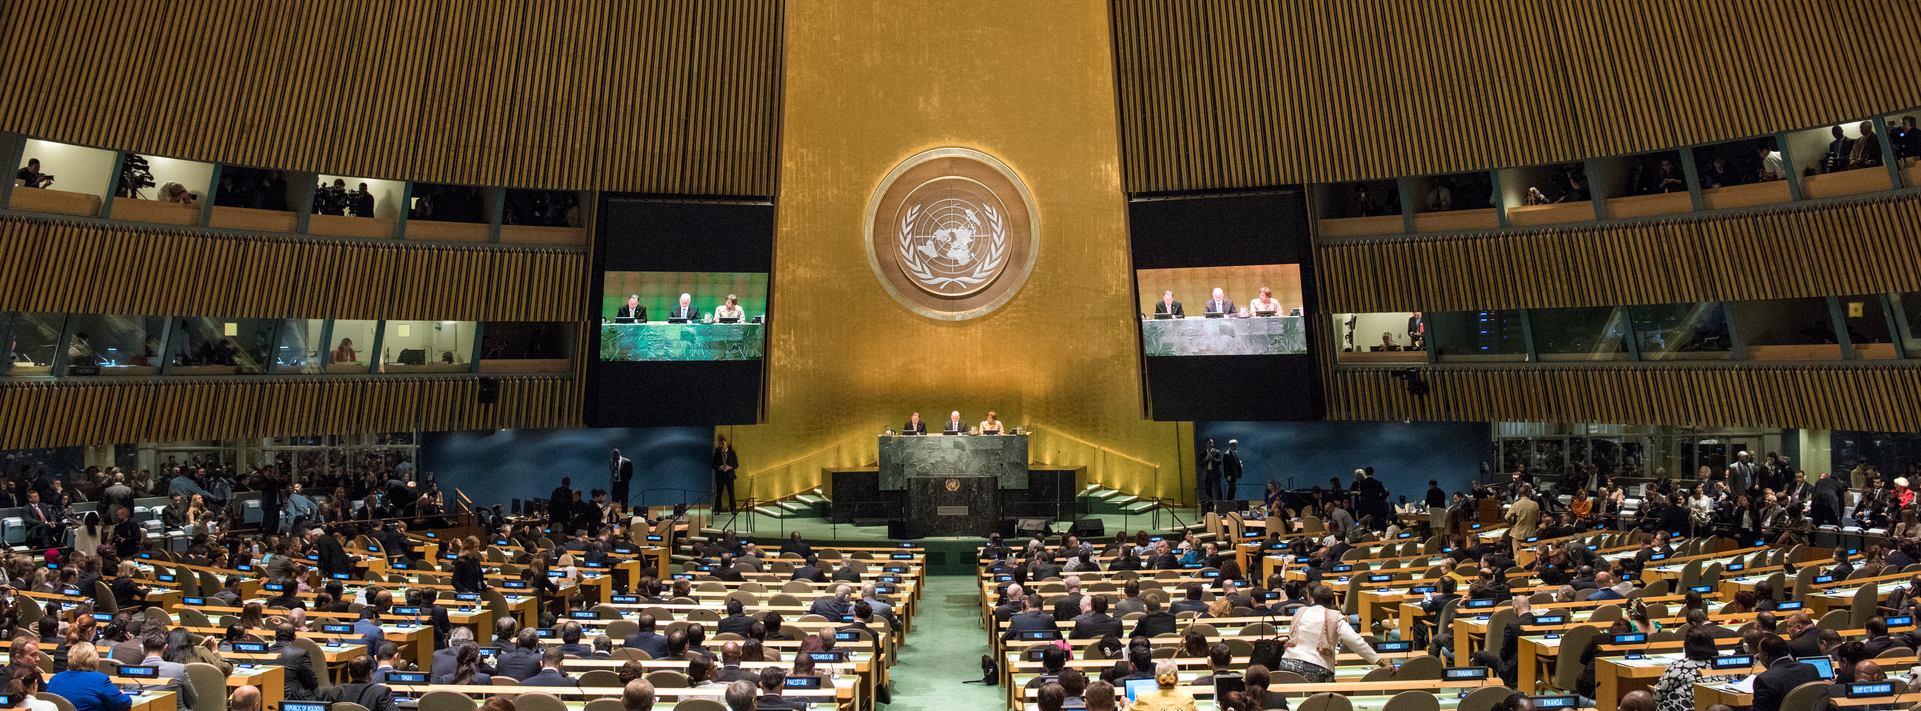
left=1895, top=292, right=1921, bottom=354
left=1693, top=137, right=1786, bottom=189
left=169, top=317, right=274, bottom=373
left=273, top=319, right=328, bottom=374
left=1839, top=295, right=1898, bottom=360
left=504, top=189, right=583, bottom=227
left=382, top=320, right=474, bottom=373
left=408, top=183, right=489, bottom=223
left=1330, top=312, right=1425, bottom=364
left=1629, top=303, right=1730, bottom=360
left=1731, top=297, right=1842, bottom=361
left=1530, top=306, right=1630, bottom=361
left=1430, top=310, right=1527, bottom=362
left=327, top=320, right=377, bottom=374
left=3, top=312, right=66, bottom=376
left=63, top=314, right=165, bottom=375
left=480, top=322, right=571, bottom=360
left=214, top=166, right=295, bottom=211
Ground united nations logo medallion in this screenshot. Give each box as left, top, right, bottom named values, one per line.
left=866, top=148, right=1038, bottom=320
left=945, top=478, right=960, bottom=492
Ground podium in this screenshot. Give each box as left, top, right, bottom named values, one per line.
left=879, top=434, right=1028, bottom=537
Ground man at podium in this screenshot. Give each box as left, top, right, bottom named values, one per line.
left=902, top=412, right=927, bottom=435
left=943, top=411, right=967, bottom=435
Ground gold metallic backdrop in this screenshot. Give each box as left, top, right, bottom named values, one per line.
left=0, top=375, right=579, bottom=449
left=0, top=215, right=586, bottom=321
left=1327, top=365, right=1921, bottom=433
left=1111, top=0, right=1921, bottom=191
left=1316, top=194, right=1921, bottom=314
left=728, top=0, right=1195, bottom=505
left=0, top=0, right=781, bottom=194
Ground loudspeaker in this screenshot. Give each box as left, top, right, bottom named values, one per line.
left=1016, top=518, right=1050, bottom=534
left=1070, top=518, right=1104, bottom=538
left=477, top=377, right=500, bottom=404
left=888, top=519, right=912, bottom=540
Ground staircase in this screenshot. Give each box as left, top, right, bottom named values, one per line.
left=751, top=490, right=832, bottom=519
left=1078, top=484, right=1161, bottom=516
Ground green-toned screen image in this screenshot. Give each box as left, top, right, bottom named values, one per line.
left=599, top=272, right=769, bottom=361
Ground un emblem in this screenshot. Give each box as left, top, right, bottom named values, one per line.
left=866, top=148, right=1038, bottom=320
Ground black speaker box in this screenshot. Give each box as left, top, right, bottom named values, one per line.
left=1070, top=518, right=1104, bottom=538
left=887, top=519, right=913, bottom=540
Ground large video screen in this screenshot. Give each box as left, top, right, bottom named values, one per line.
left=586, top=197, right=774, bottom=427
left=599, top=272, right=768, bottom=362
left=1136, top=264, right=1305, bottom=357
left=1128, top=190, right=1322, bottom=422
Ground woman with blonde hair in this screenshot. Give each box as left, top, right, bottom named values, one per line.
left=1204, top=596, right=1235, bottom=619
left=1130, top=660, right=1199, bottom=711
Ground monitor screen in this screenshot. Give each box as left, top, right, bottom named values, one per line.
left=118, top=666, right=159, bottom=679
left=1801, top=657, right=1835, bottom=679
left=1776, top=601, right=1803, bottom=611
left=282, top=704, right=331, bottom=711
left=1124, top=678, right=1157, bottom=702
left=1128, top=190, right=1320, bottom=421
left=232, top=643, right=267, bottom=654
left=1711, top=655, right=1754, bottom=670
left=587, top=197, right=773, bottom=426
left=323, top=624, right=354, bottom=634
left=387, top=672, right=429, bottom=684
left=784, top=676, right=822, bottom=689
left=1849, top=682, right=1895, bottom=698
left=1529, top=696, right=1579, bottom=708
left=1376, top=641, right=1411, bottom=653
left=1443, top=667, right=1489, bottom=680
left=1464, top=599, right=1495, bottom=609
left=809, top=652, right=845, bottom=662
left=1887, top=616, right=1913, bottom=628
left=182, top=597, right=205, bottom=606
left=1609, top=633, right=1646, bottom=645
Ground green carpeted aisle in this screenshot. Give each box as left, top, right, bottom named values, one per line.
left=886, top=574, right=1005, bottom=710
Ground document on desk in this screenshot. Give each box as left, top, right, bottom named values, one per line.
left=1724, top=675, right=1758, bottom=694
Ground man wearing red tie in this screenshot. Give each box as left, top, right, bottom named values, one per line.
left=1205, top=288, right=1234, bottom=317
left=25, top=489, right=61, bottom=548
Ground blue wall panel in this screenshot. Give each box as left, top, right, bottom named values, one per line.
left=1195, top=421, right=1491, bottom=503
left=422, top=427, right=715, bottom=512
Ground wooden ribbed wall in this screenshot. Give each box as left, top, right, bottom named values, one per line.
left=0, top=376, right=580, bottom=449
left=1112, top=0, right=1921, bottom=191
left=1316, top=194, right=1921, bottom=313
left=0, top=0, right=782, bottom=194
left=1327, top=365, right=1921, bottom=433
left=0, top=216, right=586, bottom=321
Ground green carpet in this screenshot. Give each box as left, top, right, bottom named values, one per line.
left=887, top=575, right=1004, bottom=710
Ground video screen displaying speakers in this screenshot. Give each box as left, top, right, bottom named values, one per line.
left=1136, top=264, right=1306, bottom=356
left=587, top=197, right=774, bottom=427
left=1129, top=190, right=1322, bottom=422
left=598, top=271, right=768, bottom=362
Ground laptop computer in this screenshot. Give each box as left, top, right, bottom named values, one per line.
left=1151, top=312, right=1174, bottom=320
left=718, top=317, right=740, bottom=323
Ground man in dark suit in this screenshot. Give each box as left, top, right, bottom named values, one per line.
left=1198, top=439, right=1222, bottom=503
left=615, top=295, right=647, bottom=323
left=1222, top=441, right=1244, bottom=502
left=102, top=472, right=136, bottom=524
left=1112, top=580, right=1146, bottom=616
left=269, top=624, right=321, bottom=700
left=1203, top=288, right=1234, bottom=316
left=1754, top=635, right=1826, bottom=711
left=1170, top=583, right=1208, bottom=616
left=839, top=602, right=883, bottom=653
left=712, top=439, right=738, bottom=511
left=623, top=614, right=669, bottom=658
left=519, top=648, right=576, bottom=687
left=371, top=643, right=403, bottom=684
left=310, top=527, right=355, bottom=579
left=718, top=599, right=756, bottom=637
left=669, top=293, right=699, bottom=320
left=1129, top=598, right=1177, bottom=639
left=1029, top=554, right=1062, bottom=582
left=809, top=585, right=853, bottom=619
left=494, top=629, right=545, bottom=681
left=1069, top=595, right=1122, bottom=639
left=321, top=655, right=397, bottom=711
left=23, top=490, right=61, bottom=549
left=1051, top=578, right=1086, bottom=622
left=1407, top=311, right=1425, bottom=349
left=716, top=642, right=761, bottom=684
left=609, top=449, right=634, bottom=508
left=1002, top=595, right=1061, bottom=642
left=1861, top=617, right=1909, bottom=657
left=1152, top=291, right=1183, bottom=318
left=943, top=411, right=967, bottom=435
left=715, top=553, right=746, bottom=582
left=901, top=412, right=927, bottom=435
left=1148, top=540, right=1179, bottom=570
left=831, top=559, right=861, bottom=583
left=554, top=622, right=594, bottom=658
left=793, top=555, right=827, bottom=582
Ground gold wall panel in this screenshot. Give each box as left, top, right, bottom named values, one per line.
left=1326, top=365, right=1921, bottom=433
left=0, top=376, right=580, bottom=450
left=1112, top=0, right=1921, bottom=191
left=731, top=0, right=1195, bottom=504
left=0, top=0, right=781, bottom=194
left=0, top=215, right=587, bottom=321
left=1316, top=194, right=1921, bottom=313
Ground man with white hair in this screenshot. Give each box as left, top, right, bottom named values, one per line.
left=944, top=411, right=966, bottom=435
left=994, top=584, right=1026, bottom=622
left=1204, top=288, right=1233, bottom=317
left=860, top=582, right=899, bottom=628
left=1051, top=576, right=1085, bottom=621
left=671, top=293, right=697, bottom=320
left=1470, top=594, right=1537, bottom=686
left=809, top=584, right=853, bottom=619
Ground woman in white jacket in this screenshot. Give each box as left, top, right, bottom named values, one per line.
left=1273, top=585, right=1388, bottom=682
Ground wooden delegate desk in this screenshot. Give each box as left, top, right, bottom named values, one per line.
left=387, top=684, right=841, bottom=711
left=557, top=657, right=866, bottom=709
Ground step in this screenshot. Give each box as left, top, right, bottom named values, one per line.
left=1121, top=500, right=1159, bottom=514
left=752, top=505, right=784, bottom=518
left=795, top=494, right=827, bottom=505
left=776, top=500, right=810, bottom=512
left=1087, top=488, right=1125, bottom=501
left=1108, top=495, right=1141, bottom=506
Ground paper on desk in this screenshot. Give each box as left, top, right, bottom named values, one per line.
left=1725, top=674, right=1757, bottom=693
